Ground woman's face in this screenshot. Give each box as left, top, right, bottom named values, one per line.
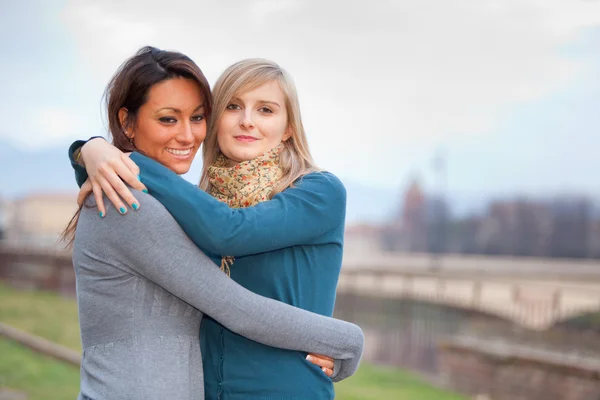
left=128, top=77, right=206, bottom=174
left=217, top=80, right=291, bottom=167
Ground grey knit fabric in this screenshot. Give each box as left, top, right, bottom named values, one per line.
left=73, top=191, right=364, bottom=400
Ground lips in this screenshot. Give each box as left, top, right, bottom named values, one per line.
left=234, top=136, right=258, bottom=142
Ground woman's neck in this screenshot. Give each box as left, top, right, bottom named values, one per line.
left=226, top=159, right=240, bottom=168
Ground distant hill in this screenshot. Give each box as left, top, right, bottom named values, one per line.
left=0, top=140, right=80, bottom=198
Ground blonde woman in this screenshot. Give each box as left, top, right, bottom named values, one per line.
left=72, top=58, right=358, bottom=399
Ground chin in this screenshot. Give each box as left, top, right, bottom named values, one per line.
left=231, top=149, right=261, bottom=163
left=166, top=163, right=192, bottom=175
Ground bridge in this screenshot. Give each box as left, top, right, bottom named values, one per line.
left=339, top=252, right=600, bottom=330
left=2, top=244, right=600, bottom=330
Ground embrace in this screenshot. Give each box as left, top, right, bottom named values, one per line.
left=63, top=46, right=364, bottom=400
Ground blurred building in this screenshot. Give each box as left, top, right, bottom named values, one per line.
left=0, top=196, right=7, bottom=240
left=589, top=220, right=600, bottom=259
left=477, top=199, right=553, bottom=257
left=344, top=178, right=430, bottom=256
left=547, top=197, right=592, bottom=258
left=4, top=192, right=78, bottom=248
left=381, top=178, right=428, bottom=253
left=349, top=177, right=600, bottom=260
left=344, top=224, right=384, bottom=258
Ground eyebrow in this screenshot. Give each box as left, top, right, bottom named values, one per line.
left=156, top=104, right=205, bottom=113
left=231, top=98, right=281, bottom=108
left=260, top=101, right=281, bottom=108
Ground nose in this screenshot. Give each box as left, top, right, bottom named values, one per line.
left=176, top=120, right=194, bottom=144
left=240, top=110, right=255, bottom=130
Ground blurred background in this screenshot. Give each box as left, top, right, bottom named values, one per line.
left=1, top=0, right=600, bottom=399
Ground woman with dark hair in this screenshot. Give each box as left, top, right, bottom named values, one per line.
left=65, top=47, right=363, bottom=400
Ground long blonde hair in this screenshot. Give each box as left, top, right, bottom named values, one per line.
left=200, top=59, right=319, bottom=196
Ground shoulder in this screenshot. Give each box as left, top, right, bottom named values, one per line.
left=293, top=171, right=346, bottom=200
left=78, top=190, right=174, bottom=235
left=76, top=190, right=190, bottom=263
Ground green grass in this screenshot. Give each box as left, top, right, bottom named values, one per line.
left=0, top=284, right=81, bottom=351
left=557, top=310, right=600, bottom=332
left=335, top=363, right=465, bottom=400
left=0, top=283, right=465, bottom=399
left=0, top=337, right=80, bottom=400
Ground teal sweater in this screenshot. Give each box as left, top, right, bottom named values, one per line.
left=69, top=144, right=347, bottom=400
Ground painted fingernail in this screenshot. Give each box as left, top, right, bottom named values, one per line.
left=119, top=207, right=127, bottom=214
left=306, top=355, right=312, bottom=362
left=132, top=203, right=139, bottom=210
left=142, top=189, right=148, bottom=194
left=322, top=367, right=326, bottom=372
left=99, top=211, right=104, bottom=218
left=137, top=175, right=141, bottom=181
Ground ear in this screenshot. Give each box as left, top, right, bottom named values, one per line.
left=118, top=108, right=134, bottom=138
left=282, top=126, right=293, bottom=142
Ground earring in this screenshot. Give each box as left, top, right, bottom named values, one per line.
left=124, top=129, right=134, bottom=146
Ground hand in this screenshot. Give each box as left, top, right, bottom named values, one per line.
left=306, top=354, right=335, bottom=377
left=79, top=138, right=147, bottom=217
left=77, top=179, right=93, bottom=207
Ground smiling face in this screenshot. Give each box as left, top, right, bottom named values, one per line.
left=125, top=77, right=206, bottom=174
left=216, top=80, right=291, bottom=167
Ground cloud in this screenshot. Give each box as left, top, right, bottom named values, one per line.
left=3, top=0, right=600, bottom=188
left=37, top=108, right=84, bottom=140
left=1, top=106, right=91, bottom=149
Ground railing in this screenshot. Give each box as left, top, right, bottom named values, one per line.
left=339, top=267, right=600, bottom=329
left=0, top=244, right=74, bottom=296
left=3, top=244, right=600, bottom=328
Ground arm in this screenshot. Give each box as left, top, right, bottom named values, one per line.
left=68, top=137, right=146, bottom=216
left=68, top=139, right=93, bottom=188
left=131, top=152, right=346, bottom=257
left=83, top=191, right=363, bottom=381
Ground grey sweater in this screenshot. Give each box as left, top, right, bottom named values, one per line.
left=73, top=192, right=364, bottom=400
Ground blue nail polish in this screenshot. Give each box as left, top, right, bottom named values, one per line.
left=119, top=207, right=127, bottom=214
left=99, top=211, right=104, bottom=218
left=137, top=175, right=141, bottom=181
left=142, top=189, right=149, bottom=194
left=132, top=203, right=139, bottom=210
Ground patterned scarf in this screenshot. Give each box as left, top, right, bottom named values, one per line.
left=207, top=145, right=284, bottom=275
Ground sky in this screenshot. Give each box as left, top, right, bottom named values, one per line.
left=1, top=0, right=600, bottom=201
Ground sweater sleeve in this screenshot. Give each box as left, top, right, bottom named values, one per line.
left=86, top=191, right=363, bottom=381
left=130, top=152, right=346, bottom=257
left=68, top=137, right=105, bottom=188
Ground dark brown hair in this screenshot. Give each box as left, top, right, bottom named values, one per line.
left=61, top=46, right=212, bottom=247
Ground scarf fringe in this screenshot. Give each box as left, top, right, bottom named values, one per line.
left=220, top=256, right=234, bottom=277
